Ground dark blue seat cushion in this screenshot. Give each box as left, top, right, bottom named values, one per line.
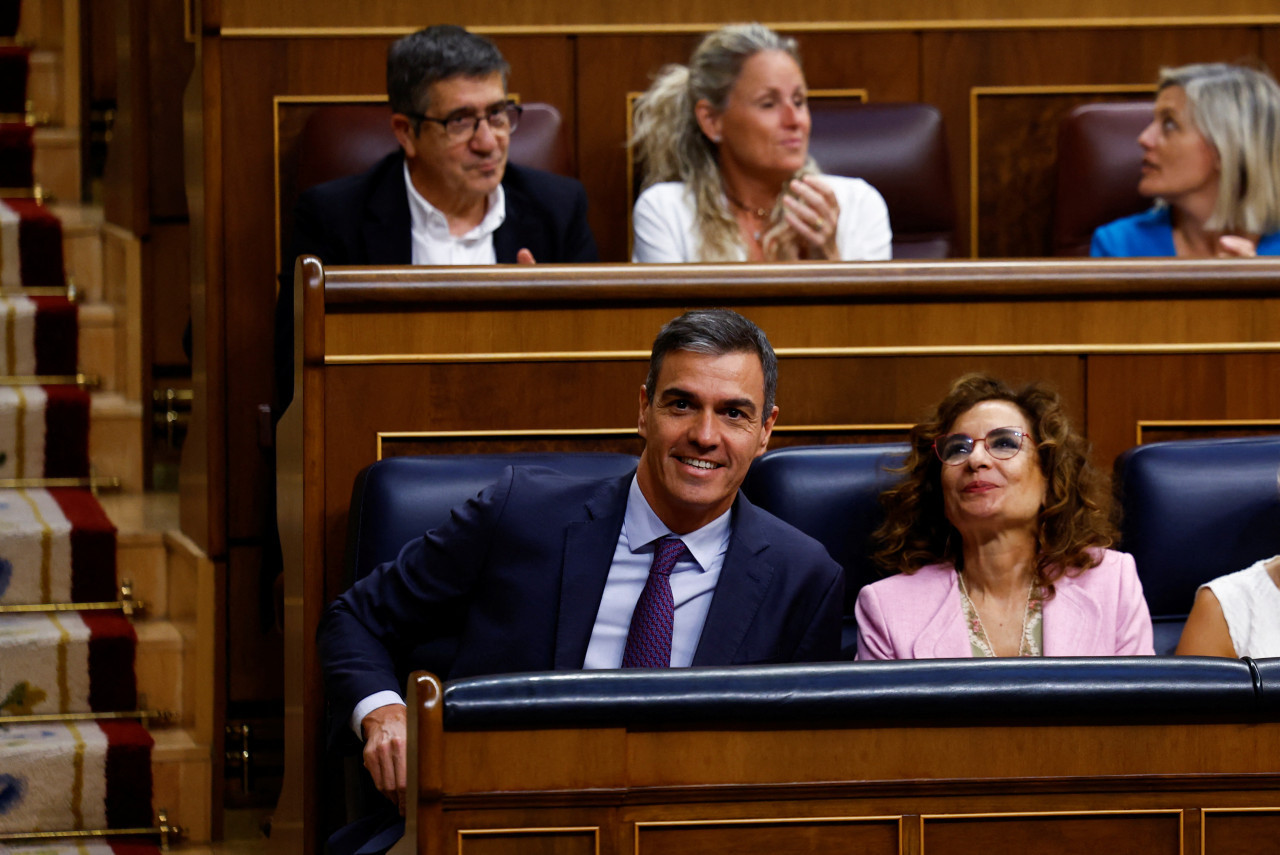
left=1114, top=435, right=1280, bottom=653
left=442, top=656, right=1269, bottom=730
left=743, top=444, right=908, bottom=654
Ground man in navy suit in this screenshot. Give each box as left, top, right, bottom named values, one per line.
left=277, top=25, right=597, bottom=416
left=318, top=310, right=844, bottom=834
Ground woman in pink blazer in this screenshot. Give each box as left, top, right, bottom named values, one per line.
left=856, top=374, right=1154, bottom=660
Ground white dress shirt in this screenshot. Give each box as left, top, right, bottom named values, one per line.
left=631, top=175, right=892, bottom=263
left=581, top=475, right=730, bottom=669
left=351, top=474, right=732, bottom=736
left=404, top=162, right=505, bottom=265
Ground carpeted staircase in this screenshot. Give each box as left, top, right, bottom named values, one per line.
left=0, top=6, right=177, bottom=853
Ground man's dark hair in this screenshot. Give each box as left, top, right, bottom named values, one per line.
left=387, top=25, right=510, bottom=119
left=645, top=309, right=778, bottom=412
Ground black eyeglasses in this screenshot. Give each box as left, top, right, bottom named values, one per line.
left=933, top=427, right=1031, bottom=466
left=404, top=101, right=522, bottom=140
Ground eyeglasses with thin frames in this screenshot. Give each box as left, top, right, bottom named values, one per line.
left=933, top=426, right=1031, bottom=466
left=403, top=101, right=522, bottom=141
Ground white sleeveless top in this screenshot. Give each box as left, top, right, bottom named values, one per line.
left=1202, top=556, right=1280, bottom=658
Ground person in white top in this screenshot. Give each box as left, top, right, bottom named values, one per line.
left=629, top=23, right=891, bottom=263
left=1176, top=554, right=1280, bottom=658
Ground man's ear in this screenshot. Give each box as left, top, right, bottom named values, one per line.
left=755, top=405, right=779, bottom=458
left=637, top=384, right=651, bottom=440
left=693, top=99, right=722, bottom=144
left=390, top=114, right=418, bottom=159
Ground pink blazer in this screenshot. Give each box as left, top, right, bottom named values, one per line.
left=855, top=549, right=1154, bottom=659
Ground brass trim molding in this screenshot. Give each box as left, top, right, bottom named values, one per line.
left=327, top=341, right=1280, bottom=365
left=968, top=83, right=1154, bottom=258
left=220, top=16, right=1280, bottom=39
left=922, top=808, right=1184, bottom=820
left=459, top=826, right=599, bottom=855
left=1135, top=418, right=1280, bottom=446
left=636, top=814, right=900, bottom=828
left=374, top=424, right=907, bottom=459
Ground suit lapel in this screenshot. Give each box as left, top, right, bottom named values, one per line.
left=492, top=173, right=524, bottom=263
left=553, top=474, right=630, bottom=669
left=691, top=497, right=776, bottom=666
left=362, top=153, right=413, bottom=264
left=1043, top=575, right=1103, bottom=656
left=911, top=568, right=971, bottom=659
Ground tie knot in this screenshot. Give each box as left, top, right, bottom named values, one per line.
left=651, top=536, right=686, bottom=577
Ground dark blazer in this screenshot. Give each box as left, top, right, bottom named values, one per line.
left=317, top=466, right=846, bottom=739
left=275, top=151, right=598, bottom=415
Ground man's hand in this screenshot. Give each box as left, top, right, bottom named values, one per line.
left=516, top=248, right=537, bottom=264
left=361, top=703, right=408, bottom=815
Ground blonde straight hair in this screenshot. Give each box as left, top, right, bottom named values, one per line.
left=1159, top=63, right=1280, bottom=235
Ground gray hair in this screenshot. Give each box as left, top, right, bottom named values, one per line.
left=645, top=309, right=778, bottom=412
left=387, top=25, right=509, bottom=126
left=630, top=24, right=813, bottom=260
left=1158, top=63, right=1280, bottom=235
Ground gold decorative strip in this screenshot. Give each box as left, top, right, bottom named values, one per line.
left=968, top=83, right=1154, bottom=258
left=220, top=16, right=1280, bottom=38
left=0, top=809, right=183, bottom=845
left=68, top=721, right=86, bottom=828
left=328, top=341, right=1280, bottom=365
left=49, top=612, right=70, bottom=712
left=0, top=375, right=99, bottom=388
left=1135, top=418, right=1280, bottom=446
left=458, top=826, right=599, bottom=855
left=20, top=489, right=53, bottom=605
left=0, top=476, right=123, bottom=490
left=637, top=814, right=900, bottom=827
left=377, top=427, right=636, bottom=459
left=0, top=598, right=146, bottom=615
left=3, top=297, right=14, bottom=372
left=0, top=286, right=76, bottom=298
left=0, top=709, right=174, bottom=725
left=14, top=384, right=26, bottom=478
left=922, top=808, right=1184, bottom=819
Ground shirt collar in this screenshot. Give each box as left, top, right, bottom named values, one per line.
left=403, top=160, right=506, bottom=240
left=624, top=475, right=733, bottom=571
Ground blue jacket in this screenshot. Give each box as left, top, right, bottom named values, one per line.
left=1091, top=206, right=1280, bottom=257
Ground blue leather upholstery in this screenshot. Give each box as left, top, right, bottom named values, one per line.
left=343, top=452, right=640, bottom=588
left=441, top=657, right=1274, bottom=729
left=1115, top=436, right=1280, bottom=655
left=742, top=444, right=908, bottom=654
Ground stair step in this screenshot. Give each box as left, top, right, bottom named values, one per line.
left=51, top=201, right=104, bottom=301
left=27, top=49, right=62, bottom=124
left=79, top=301, right=120, bottom=391
left=89, top=392, right=144, bottom=491
left=152, top=727, right=213, bottom=844
left=33, top=125, right=80, bottom=203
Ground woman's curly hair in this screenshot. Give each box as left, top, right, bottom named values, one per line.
left=871, top=374, right=1116, bottom=593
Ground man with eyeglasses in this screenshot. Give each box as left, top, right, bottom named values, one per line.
left=293, top=24, right=596, bottom=270
left=275, top=25, right=598, bottom=419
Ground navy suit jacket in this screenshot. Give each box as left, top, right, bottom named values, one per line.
left=317, top=466, right=845, bottom=740
left=275, top=152, right=598, bottom=415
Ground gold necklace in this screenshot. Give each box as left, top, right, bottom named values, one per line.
left=958, top=573, right=1035, bottom=657
left=724, top=191, right=771, bottom=220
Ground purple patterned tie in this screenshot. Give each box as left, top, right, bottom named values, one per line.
left=621, top=536, right=687, bottom=668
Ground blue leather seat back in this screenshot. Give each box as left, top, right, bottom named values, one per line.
left=343, top=453, right=640, bottom=587
left=1114, top=436, right=1280, bottom=654
left=742, top=444, right=909, bottom=654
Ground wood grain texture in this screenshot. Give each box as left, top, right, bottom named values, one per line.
left=921, top=26, right=1261, bottom=255
left=215, top=0, right=1280, bottom=30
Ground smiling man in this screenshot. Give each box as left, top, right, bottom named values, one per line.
left=318, top=310, right=843, bottom=850
left=276, top=25, right=597, bottom=418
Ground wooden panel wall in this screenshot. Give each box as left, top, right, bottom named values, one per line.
left=215, top=0, right=1280, bottom=30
